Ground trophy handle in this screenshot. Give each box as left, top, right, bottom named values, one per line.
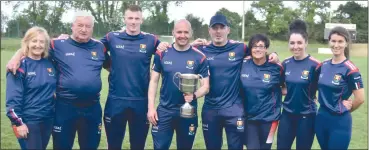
left=194, top=74, right=203, bottom=91
left=173, top=72, right=181, bottom=89
left=198, top=74, right=203, bottom=80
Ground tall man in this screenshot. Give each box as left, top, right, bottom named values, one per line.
left=6, top=11, right=107, bottom=149
left=100, top=5, right=160, bottom=150
left=147, top=19, right=210, bottom=150
left=158, top=13, right=279, bottom=149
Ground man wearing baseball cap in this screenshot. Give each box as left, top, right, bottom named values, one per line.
left=198, top=12, right=279, bottom=150
left=209, top=12, right=229, bottom=26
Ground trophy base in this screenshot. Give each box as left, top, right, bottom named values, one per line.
left=180, top=102, right=196, bottom=118
left=180, top=113, right=196, bottom=118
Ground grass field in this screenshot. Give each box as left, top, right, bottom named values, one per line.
left=1, top=38, right=367, bottom=149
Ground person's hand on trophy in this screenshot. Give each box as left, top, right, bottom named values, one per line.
left=183, top=93, right=196, bottom=103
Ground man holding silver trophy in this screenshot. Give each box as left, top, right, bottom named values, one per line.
left=147, top=19, right=210, bottom=150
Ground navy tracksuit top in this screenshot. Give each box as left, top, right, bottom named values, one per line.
left=153, top=45, right=209, bottom=110
left=240, top=57, right=284, bottom=121
left=49, top=38, right=106, bottom=101
left=317, top=59, right=364, bottom=114
left=101, top=31, right=160, bottom=101
left=6, top=57, right=57, bottom=126
left=282, top=55, right=320, bottom=115
left=196, top=40, right=249, bottom=109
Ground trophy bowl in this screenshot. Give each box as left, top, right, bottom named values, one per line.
left=177, top=74, right=201, bottom=94
left=173, top=72, right=203, bottom=118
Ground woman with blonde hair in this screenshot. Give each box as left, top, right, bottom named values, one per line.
left=6, top=26, right=57, bottom=150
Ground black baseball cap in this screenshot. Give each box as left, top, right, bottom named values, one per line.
left=209, top=12, right=230, bottom=27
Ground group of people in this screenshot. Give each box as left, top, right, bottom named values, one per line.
left=5, top=4, right=365, bottom=150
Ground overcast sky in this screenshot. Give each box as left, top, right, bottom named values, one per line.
left=1, top=1, right=368, bottom=25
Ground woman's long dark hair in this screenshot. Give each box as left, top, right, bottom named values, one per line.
left=328, top=26, right=351, bottom=59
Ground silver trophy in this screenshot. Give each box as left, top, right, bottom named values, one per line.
left=173, top=72, right=203, bottom=118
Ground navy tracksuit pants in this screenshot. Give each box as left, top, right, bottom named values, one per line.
left=104, top=100, right=149, bottom=150
left=14, top=119, right=53, bottom=150
left=13, top=125, right=27, bottom=150
left=17, top=138, right=26, bottom=150
left=201, top=103, right=245, bottom=150
left=244, top=120, right=278, bottom=150
left=151, top=106, right=198, bottom=150
left=315, top=107, right=352, bottom=150
left=52, top=100, right=102, bottom=150
left=277, top=111, right=315, bottom=150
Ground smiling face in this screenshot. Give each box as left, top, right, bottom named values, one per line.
left=172, top=20, right=192, bottom=47
left=329, top=33, right=347, bottom=57
left=21, top=27, right=50, bottom=59
left=124, top=9, right=143, bottom=34
left=289, top=33, right=307, bottom=58
left=251, top=41, right=268, bottom=60
left=27, top=34, right=46, bottom=57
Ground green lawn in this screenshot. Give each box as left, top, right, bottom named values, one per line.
left=1, top=38, right=367, bottom=149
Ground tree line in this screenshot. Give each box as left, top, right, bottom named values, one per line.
left=1, top=1, right=368, bottom=43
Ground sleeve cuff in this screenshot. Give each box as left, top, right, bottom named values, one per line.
left=13, top=117, right=24, bottom=126
left=153, top=67, right=161, bottom=73
left=13, top=120, right=23, bottom=126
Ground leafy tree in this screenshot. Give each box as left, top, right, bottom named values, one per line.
left=71, top=1, right=136, bottom=35
left=71, top=1, right=182, bottom=36
left=297, top=1, right=330, bottom=42
left=216, top=8, right=242, bottom=40
left=243, top=10, right=266, bottom=40
left=185, top=14, right=206, bottom=39
left=6, top=15, right=31, bottom=37
left=22, top=1, right=70, bottom=35
left=145, top=1, right=183, bottom=35
left=143, top=1, right=171, bottom=35
left=4, top=1, right=71, bottom=37
left=333, top=1, right=368, bottom=43
left=251, top=1, right=284, bottom=36
left=1, top=11, right=8, bottom=34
